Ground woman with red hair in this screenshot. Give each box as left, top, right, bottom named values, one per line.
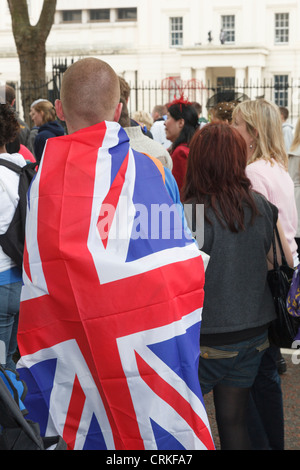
left=183, top=122, right=293, bottom=450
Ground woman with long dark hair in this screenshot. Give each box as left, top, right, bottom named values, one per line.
left=183, top=122, right=293, bottom=450
left=165, top=97, right=199, bottom=194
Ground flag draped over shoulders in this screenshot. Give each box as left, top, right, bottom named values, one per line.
left=17, top=121, right=213, bottom=451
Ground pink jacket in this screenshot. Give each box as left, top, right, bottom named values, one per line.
left=246, top=159, right=298, bottom=263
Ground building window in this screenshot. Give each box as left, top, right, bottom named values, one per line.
left=274, top=75, right=289, bottom=107
left=170, top=17, right=183, bottom=47
left=89, top=9, right=110, bottom=22
left=62, top=10, right=82, bottom=23
left=221, top=15, right=235, bottom=43
left=217, top=77, right=235, bottom=89
left=275, top=13, right=289, bottom=44
left=117, top=8, right=137, bottom=21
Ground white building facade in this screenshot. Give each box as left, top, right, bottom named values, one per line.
left=1, top=0, right=300, bottom=116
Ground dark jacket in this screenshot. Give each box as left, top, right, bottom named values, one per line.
left=34, top=121, right=65, bottom=164
left=185, top=192, right=277, bottom=345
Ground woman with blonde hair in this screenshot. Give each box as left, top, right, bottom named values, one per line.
left=233, top=98, right=298, bottom=450
left=132, top=110, right=154, bottom=132
left=30, top=99, right=65, bottom=164
left=232, top=99, right=298, bottom=263
left=288, top=116, right=300, bottom=253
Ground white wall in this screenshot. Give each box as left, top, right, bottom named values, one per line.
left=1, top=0, right=300, bottom=117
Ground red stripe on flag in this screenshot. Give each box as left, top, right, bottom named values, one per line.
left=97, top=151, right=129, bottom=249
left=19, top=122, right=207, bottom=450
left=135, top=352, right=215, bottom=450
left=23, top=241, right=32, bottom=283
left=30, top=124, right=144, bottom=449
left=63, top=375, right=86, bottom=450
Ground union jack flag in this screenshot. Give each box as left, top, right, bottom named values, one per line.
left=17, top=122, right=214, bottom=451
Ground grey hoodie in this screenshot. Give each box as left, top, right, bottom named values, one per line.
left=282, top=122, right=294, bottom=153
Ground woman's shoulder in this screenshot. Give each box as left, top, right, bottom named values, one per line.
left=249, top=157, right=287, bottom=172
left=247, top=158, right=271, bottom=171
left=0, top=152, right=26, bottom=168
left=247, top=158, right=290, bottom=184
left=177, top=143, right=189, bottom=149
left=38, top=120, right=62, bottom=134
left=252, top=191, right=278, bottom=222
left=172, top=143, right=189, bottom=155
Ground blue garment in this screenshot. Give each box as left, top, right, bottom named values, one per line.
left=0, top=281, right=22, bottom=370
left=34, top=120, right=65, bottom=164
left=0, top=267, right=22, bottom=286
left=0, top=269, right=22, bottom=370
left=164, top=167, right=193, bottom=242
left=0, top=367, right=27, bottom=412
left=164, top=167, right=180, bottom=204
left=198, top=331, right=269, bottom=394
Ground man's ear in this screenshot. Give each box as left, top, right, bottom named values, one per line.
left=113, top=102, right=123, bottom=123
left=55, top=99, right=65, bottom=122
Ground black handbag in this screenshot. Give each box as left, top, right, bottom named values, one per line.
left=267, top=226, right=300, bottom=348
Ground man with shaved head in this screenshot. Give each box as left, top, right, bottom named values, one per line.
left=55, top=57, right=122, bottom=133
left=17, top=58, right=213, bottom=451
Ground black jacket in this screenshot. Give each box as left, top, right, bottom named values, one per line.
left=34, top=121, right=65, bottom=164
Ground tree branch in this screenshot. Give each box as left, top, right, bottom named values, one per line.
left=7, top=0, right=30, bottom=40
left=36, top=0, right=57, bottom=42
left=7, top=0, right=57, bottom=44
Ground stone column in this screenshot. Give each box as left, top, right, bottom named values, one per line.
left=235, top=67, right=246, bottom=90
left=248, top=66, right=262, bottom=99
left=195, top=68, right=208, bottom=112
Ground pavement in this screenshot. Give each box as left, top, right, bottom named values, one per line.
left=204, top=349, right=300, bottom=450
left=280, top=349, right=300, bottom=450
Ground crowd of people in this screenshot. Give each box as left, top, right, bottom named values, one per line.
left=0, top=60, right=299, bottom=451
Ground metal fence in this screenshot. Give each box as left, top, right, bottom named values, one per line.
left=127, top=80, right=300, bottom=124
left=12, top=73, right=300, bottom=125
left=10, top=59, right=72, bottom=126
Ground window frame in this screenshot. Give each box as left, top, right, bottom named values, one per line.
left=221, top=15, right=235, bottom=44
left=217, top=77, right=235, bottom=89
left=61, top=10, right=82, bottom=23
left=89, top=9, right=110, bottom=23
left=170, top=17, right=183, bottom=47
left=116, top=8, right=137, bottom=22
left=274, top=74, right=289, bottom=107
left=275, top=12, right=289, bottom=45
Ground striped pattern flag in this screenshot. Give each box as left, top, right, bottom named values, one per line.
left=17, top=121, right=214, bottom=451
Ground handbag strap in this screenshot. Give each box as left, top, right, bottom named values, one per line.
left=271, top=228, right=279, bottom=270
left=272, top=224, right=289, bottom=270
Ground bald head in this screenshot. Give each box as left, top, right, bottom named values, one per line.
left=56, top=58, right=121, bottom=133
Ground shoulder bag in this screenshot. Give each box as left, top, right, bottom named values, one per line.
left=267, top=225, right=300, bottom=348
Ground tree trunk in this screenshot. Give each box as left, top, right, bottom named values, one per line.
left=7, top=0, right=57, bottom=125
